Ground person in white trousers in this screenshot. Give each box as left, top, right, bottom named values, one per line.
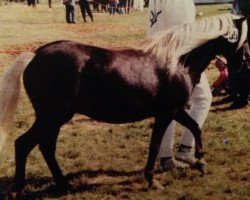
left=133, top=0, right=144, bottom=12
left=147, top=0, right=212, bottom=171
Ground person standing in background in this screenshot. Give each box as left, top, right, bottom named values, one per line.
left=79, top=0, right=94, bottom=22
left=125, top=0, right=131, bottom=14
left=48, top=0, right=52, bottom=8
left=238, top=0, right=250, bottom=42
left=238, top=1, right=250, bottom=52
left=27, top=0, right=36, bottom=8
left=100, top=0, right=108, bottom=12
left=93, top=0, right=100, bottom=12
left=133, top=0, right=144, bottom=12
left=210, top=56, right=229, bottom=97
left=63, top=0, right=76, bottom=24
left=226, top=0, right=250, bottom=109
left=109, top=0, right=117, bottom=15
left=238, top=0, right=250, bottom=16
left=147, top=0, right=212, bottom=171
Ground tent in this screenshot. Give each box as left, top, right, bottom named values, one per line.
left=194, top=0, right=232, bottom=3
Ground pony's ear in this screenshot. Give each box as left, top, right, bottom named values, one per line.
left=234, top=16, right=248, bottom=50
left=233, top=16, right=246, bottom=28
left=238, top=16, right=247, bottom=23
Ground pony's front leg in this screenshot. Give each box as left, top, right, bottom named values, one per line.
left=144, top=115, right=174, bottom=188
left=174, top=108, right=205, bottom=159
left=174, top=108, right=207, bottom=174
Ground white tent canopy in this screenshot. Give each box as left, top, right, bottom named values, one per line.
left=194, top=0, right=232, bottom=3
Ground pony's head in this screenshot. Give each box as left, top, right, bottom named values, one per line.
left=218, top=15, right=248, bottom=58
left=137, top=13, right=248, bottom=74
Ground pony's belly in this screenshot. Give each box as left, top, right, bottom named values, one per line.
left=75, top=101, right=153, bottom=124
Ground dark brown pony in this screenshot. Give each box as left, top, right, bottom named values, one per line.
left=0, top=14, right=247, bottom=198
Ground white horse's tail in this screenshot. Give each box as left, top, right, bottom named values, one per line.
left=0, top=52, right=35, bottom=155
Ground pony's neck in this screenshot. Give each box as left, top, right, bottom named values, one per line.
left=180, top=39, right=225, bottom=83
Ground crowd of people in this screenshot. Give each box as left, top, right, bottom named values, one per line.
left=93, top=0, right=135, bottom=14
left=63, top=0, right=144, bottom=23
left=23, top=0, right=143, bottom=23
left=62, top=0, right=137, bottom=23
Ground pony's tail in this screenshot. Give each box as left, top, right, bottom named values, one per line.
left=0, top=52, right=35, bottom=155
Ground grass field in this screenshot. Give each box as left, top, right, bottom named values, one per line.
left=0, top=2, right=249, bottom=200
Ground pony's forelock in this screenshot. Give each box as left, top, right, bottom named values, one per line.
left=136, top=14, right=246, bottom=74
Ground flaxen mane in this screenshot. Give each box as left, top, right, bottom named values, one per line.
left=136, top=13, right=247, bottom=73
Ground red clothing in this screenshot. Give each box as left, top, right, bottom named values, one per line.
left=212, top=67, right=228, bottom=88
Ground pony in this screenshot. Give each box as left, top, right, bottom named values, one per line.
left=0, top=13, right=247, bottom=198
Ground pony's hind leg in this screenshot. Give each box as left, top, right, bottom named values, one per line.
left=36, top=108, right=75, bottom=191
left=38, top=123, right=70, bottom=192
left=9, top=110, right=74, bottom=198
left=8, top=120, right=41, bottom=197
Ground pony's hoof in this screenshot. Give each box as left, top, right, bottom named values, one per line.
left=151, top=179, right=165, bottom=190
left=195, top=150, right=206, bottom=159
left=193, top=158, right=207, bottom=174
left=56, top=182, right=73, bottom=194
left=55, top=176, right=72, bottom=194
left=144, top=168, right=153, bottom=183
left=6, top=183, right=24, bottom=200
left=6, top=191, right=21, bottom=200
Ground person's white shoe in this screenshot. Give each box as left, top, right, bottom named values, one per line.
left=175, top=147, right=197, bottom=165
left=176, top=146, right=208, bottom=173
left=158, top=157, right=189, bottom=172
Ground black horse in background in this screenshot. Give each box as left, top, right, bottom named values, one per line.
left=0, top=14, right=247, bottom=198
